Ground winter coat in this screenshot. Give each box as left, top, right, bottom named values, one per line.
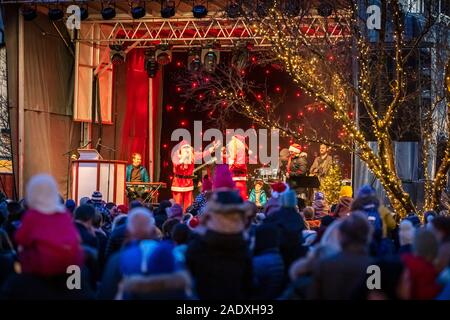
left=185, top=230, right=253, bottom=300
left=287, top=155, right=308, bottom=176
left=252, top=249, right=285, bottom=299
left=402, top=254, right=442, bottom=299
left=249, top=189, right=268, bottom=207
left=308, top=249, right=373, bottom=300
left=15, top=209, right=84, bottom=277
left=264, top=207, right=306, bottom=268
left=97, top=252, right=122, bottom=300
left=126, top=165, right=150, bottom=183
left=435, top=239, right=450, bottom=273
left=75, top=222, right=98, bottom=249
left=104, top=224, right=128, bottom=261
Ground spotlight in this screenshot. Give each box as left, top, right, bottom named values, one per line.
left=155, top=44, right=172, bottom=66
left=317, top=1, right=333, bottom=17
left=161, top=0, right=176, bottom=18
left=188, top=48, right=202, bottom=72
left=145, top=49, right=159, bottom=78
left=226, top=1, right=241, bottom=18
left=130, top=1, right=146, bottom=19
left=282, top=0, right=300, bottom=17
left=110, top=44, right=125, bottom=65
left=193, top=1, right=208, bottom=18
left=202, top=47, right=220, bottom=73
left=21, top=4, right=37, bottom=21
left=101, top=1, right=116, bottom=20
left=48, top=7, right=64, bottom=21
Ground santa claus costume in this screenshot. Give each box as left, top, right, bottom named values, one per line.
left=171, top=141, right=216, bottom=211
left=226, top=135, right=248, bottom=200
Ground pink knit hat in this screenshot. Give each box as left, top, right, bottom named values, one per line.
left=212, top=164, right=236, bottom=191
left=168, top=204, right=183, bottom=220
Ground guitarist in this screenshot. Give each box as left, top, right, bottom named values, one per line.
left=171, top=140, right=220, bottom=211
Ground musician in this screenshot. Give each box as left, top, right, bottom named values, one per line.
left=309, top=144, right=333, bottom=180
left=249, top=179, right=267, bottom=208
left=171, top=140, right=219, bottom=211
left=126, top=153, right=150, bottom=183
left=286, top=143, right=308, bottom=178
left=226, top=134, right=248, bottom=200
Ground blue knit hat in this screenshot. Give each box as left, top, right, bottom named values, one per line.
left=280, top=190, right=298, bottom=208
left=65, top=199, right=76, bottom=213
left=357, top=185, right=376, bottom=198
left=314, top=191, right=325, bottom=201
left=120, top=240, right=176, bottom=276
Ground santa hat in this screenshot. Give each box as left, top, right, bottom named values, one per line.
left=212, top=164, right=236, bottom=191
left=188, top=216, right=200, bottom=229
left=299, top=152, right=308, bottom=158
left=270, top=182, right=289, bottom=199
left=289, top=143, right=302, bottom=154
left=202, top=175, right=213, bottom=192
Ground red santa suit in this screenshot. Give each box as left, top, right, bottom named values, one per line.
left=227, top=135, right=248, bottom=200
left=171, top=141, right=214, bottom=211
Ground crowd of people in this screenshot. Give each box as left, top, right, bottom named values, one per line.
left=1, top=164, right=450, bottom=300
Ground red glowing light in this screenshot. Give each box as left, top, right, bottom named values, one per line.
left=265, top=69, right=270, bottom=75
left=199, top=94, right=204, bottom=99
left=176, top=87, right=182, bottom=93
left=307, top=107, right=312, bottom=111
left=240, top=69, right=246, bottom=76
left=176, top=61, right=182, bottom=67
left=180, top=120, right=187, bottom=126
left=299, top=112, right=304, bottom=116
left=192, top=82, right=198, bottom=88
left=251, top=56, right=257, bottom=63
left=163, top=144, right=168, bottom=149
left=296, top=91, right=301, bottom=97
left=256, top=94, right=262, bottom=100
left=275, top=86, right=281, bottom=93
left=180, top=106, right=185, bottom=111
left=166, top=105, right=173, bottom=111
left=287, top=114, right=292, bottom=120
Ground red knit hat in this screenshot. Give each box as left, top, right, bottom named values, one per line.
left=212, top=164, right=236, bottom=191
left=270, top=182, right=289, bottom=198
left=188, top=216, right=200, bottom=229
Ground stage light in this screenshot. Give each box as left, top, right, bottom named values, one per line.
left=161, top=0, right=176, bottom=18
left=48, top=5, right=64, bottom=21
left=192, top=1, right=208, bottom=18
left=130, top=1, right=146, bottom=19
left=188, top=48, right=202, bottom=72
left=282, top=0, right=301, bottom=17
left=202, top=48, right=219, bottom=73
left=145, top=49, right=159, bottom=78
left=101, top=1, right=116, bottom=20
left=155, top=44, right=172, bottom=66
left=21, top=4, right=37, bottom=21
left=110, top=44, right=125, bottom=65
left=317, top=1, right=333, bottom=17
left=226, top=1, right=241, bottom=18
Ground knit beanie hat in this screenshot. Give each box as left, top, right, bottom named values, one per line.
left=91, top=191, right=103, bottom=203
left=314, top=192, right=325, bottom=201
left=280, top=190, right=298, bottom=208
left=26, top=174, right=65, bottom=214
left=212, top=164, right=236, bottom=191
left=339, top=186, right=353, bottom=198
left=399, top=219, right=415, bottom=246
left=168, top=204, right=183, bottom=220
left=356, top=184, right=376, bottom=198
left=65, top=199, right=76, bottom=213
left=313, top=199, right=327, bottom=217
left=270, top=182, right=289, bottom=199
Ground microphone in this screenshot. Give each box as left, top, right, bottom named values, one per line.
left=95, top=138, right=101, bottom=149
left=80, top=140, right=92, bottom=149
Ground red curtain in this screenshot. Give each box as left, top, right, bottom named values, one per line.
left=121, top=49, right=150, bottom=167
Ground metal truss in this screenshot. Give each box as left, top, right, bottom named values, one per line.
left=77, top=15, right=352, bottom=50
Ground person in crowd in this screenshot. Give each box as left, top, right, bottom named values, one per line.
left=80, top=197, right=92, bottom=206
left=0, top=229, right=16, bottom=288
left=116, top=241, right=193, bottom=300
left=312, top=215, right=335, bottom=245
left=398, top=219, right=415, bottom=255
left=93, top=211, right=108, bottom=271
left=154, top=200, right=171, bottom=230
left=430, top=216, right=450, bottom=273
left=332, top=186, right=353, bottom=218
left=312, top=192, right=328, bottom=218
left=401, top=229, right=441, bottom=299
left=249, top=179, right=268, bottom=208
left=74, top=205, right=98, bottom=249
left=263, top=182, right=288, bottom=217
left=171, top=223, right=192, bottom=266
left=185, top=164, right=253, bottom=300
left=308, top=212, right=373, bottom=299
left=252, top=224, right=285, bottom=300
left=3, top=201, right=25, bottom=248
left=191, top=175, right=212, bottom=216
left=91, top=191, right=112, bottom=234
left=111, top=214, right=128, bottom=232
left=355, top=257, right=411, bottom=300
left=65, top=199, right=76, bottom=216
left=162, top=218, right=181, bottom=240
left=405, top=212, right=421, bottom=228
left=1, top=174, right=91, bottom=299
left=167, top=204, right=183, bottom=221
left=104, top=217, right=128, bottom=261
left=264, top=189, right=306, bottom=272
left=303, top=206, right=321, bottom=231
left=98, top=207, right=157, bottom=299
left=117, top=204, right=128, bottom=215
